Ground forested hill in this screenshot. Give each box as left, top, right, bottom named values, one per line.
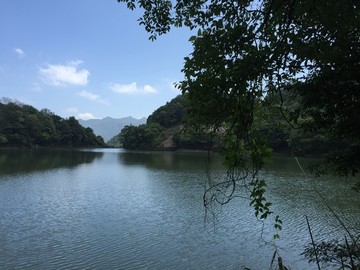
left=0, top=99, right=106, bottom=148
left=108, top=95, right=197, bottom=149
left=111, top=95, right=222, bottom=150
left=114, top=94, right=342, bottom=155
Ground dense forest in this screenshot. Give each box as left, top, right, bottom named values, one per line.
left=0, top=98, right=106, bottom=148
left=108, top=95, right=218, bottom=150
left=113, top=93, right=342, bottom=156
left=109, top=95, right=193, bottom=149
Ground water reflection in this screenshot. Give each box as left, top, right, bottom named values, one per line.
left=0, top=149, right=358, bottom=269
left=118, top=150, right=224, bottom=171
left=0, top=148, right=103, bottom=175
left=118, top=151, right=320, bottom=174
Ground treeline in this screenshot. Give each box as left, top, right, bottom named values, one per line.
left=113, top=94, right=342, bottom=155
left=109, top=95, right=216, bottom=150
left=107, top=94, right=219, bottom=150
left=0, top=98, right=106, bottom=148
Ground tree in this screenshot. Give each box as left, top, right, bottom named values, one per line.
left=116, top=0, right=359, bottom=164
left=0, top=99, right=106, bottom=148
left=117, top=95, right=217, bottom=151
left=67, top=116, right=87, bottom=146
left=147, top=95, right=188, bottom=128
left=116, top=0, right=360, bottom=265
left=119, top=123, right=163, bottom=149
left=119, top=125, right=143, bottom=149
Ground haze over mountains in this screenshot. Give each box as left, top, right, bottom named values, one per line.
left=79, top=117, right=146, bottom=142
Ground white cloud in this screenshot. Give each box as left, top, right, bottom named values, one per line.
left=78, top=112, right=96, bottom=120
left=66, top=106, right=97, bottom=120
left=14, top=48, right=25, bottom=58
left=77, top=90, right=110, bottom=105
left=110, top=82, right=158, bottom=94
left=143, top=84, right=157, bottom=93
left=39, top=60, right=89, bottom=87
left=78, top=90, right=99, bottom=100
left=110, top=82, right=137, bottom=94
left=66, top=107, right=78, bottom=113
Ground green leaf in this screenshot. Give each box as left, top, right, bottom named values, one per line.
left=189, top=35, right=196, bottom=42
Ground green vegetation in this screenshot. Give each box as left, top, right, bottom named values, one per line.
left=0, top=98, right=106, bottom=148
left=118, top=123, right=164, bottom=149
left=117, top=93, right=343, bottom=156
left=116, top=0, right=359, bottom=172
left=112, top=95, right=217, bottom=150
left=147, top=94, right=187, bottom=128
left=117, top=0, right=359, bottom=268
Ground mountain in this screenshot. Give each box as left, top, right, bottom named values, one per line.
left=79, top=116, right=146, bottom=142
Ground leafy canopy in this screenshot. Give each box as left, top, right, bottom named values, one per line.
left=117, top=0, right=360, bottom=240
left=117, top=0, right=359, bottom=174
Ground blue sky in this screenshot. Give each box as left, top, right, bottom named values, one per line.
left=0, top=0, right=192, bottom=119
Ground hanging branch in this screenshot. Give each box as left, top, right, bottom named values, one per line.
left=306, top=215, right=321, bottom=270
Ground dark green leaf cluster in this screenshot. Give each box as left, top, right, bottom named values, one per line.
left=257, top=90, right=346, bottom=156
left=117, top=0, right=173, bottom=40
left=249, top=179, right=273, bottom=220
left=302, top=236, right=360, bottom=269
left=0, top=98, right=106, bottom=148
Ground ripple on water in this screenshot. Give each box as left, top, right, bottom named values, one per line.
left=0, top=151, right=359, bottom=270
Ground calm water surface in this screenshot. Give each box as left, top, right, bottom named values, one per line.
left=0, top=148, right=359, bottom=269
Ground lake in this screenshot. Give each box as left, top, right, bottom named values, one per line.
left=0, top=148, right=359, bottom=269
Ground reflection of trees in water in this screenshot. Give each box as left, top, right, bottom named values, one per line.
left=118, top=151, right=224, bottom=171
left=0, top=148, right=103, bottom=175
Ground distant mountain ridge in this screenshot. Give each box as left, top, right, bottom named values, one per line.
left=79, top=116, right=146, bottom=142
